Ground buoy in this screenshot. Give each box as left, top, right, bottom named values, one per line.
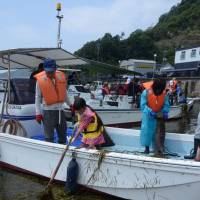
left=65, top=157, right=79, bottom=194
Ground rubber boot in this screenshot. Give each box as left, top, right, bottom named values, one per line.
left=144, top=146, right=149, bottom=154
left=184, top=139, right=199, bottom=159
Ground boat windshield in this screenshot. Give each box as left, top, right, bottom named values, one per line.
left=10, top=79, right=35, bottom=105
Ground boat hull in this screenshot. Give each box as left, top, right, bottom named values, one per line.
left=0, top=104, right=43, bottom=137
left=0, top=129, right=200, bottom=200
left=65, top=104, right=184, bottom=127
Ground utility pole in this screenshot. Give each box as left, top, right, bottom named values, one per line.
left=97, top=42, right=100, bottom=61
left=56, top=3, right=63, bottom=48
left=153, top=53, right=157, bottom=79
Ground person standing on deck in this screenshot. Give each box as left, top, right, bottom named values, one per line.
left=102, top=82, right=110, bottom=98
left=140, top=79, right=170, bottom=154
left=168, top=77, right=178, bottom=105
left=34, top=58, right=72, bottom=144
left=184, top=112, right=200, bottom=160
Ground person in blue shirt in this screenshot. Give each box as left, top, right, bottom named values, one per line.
left=140, top=78, right=170, bottom=154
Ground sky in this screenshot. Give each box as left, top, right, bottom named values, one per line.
left=0, top=0, right=182, bottom=53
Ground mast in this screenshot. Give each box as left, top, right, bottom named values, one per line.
left=56, top=3, right=63, bottom=48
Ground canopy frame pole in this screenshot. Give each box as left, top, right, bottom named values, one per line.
left=6, top=51, right=11, bottom=115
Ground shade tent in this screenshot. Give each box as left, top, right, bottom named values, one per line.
left=0, top=48, right=142, bottom=77
left=0, top=48, right=88, bottom=69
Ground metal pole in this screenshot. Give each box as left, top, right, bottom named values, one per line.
left=56, top=3, right=63, bottom=48
left=7, top=52, right=11, bottom=105
left=153, top=54, right=157, bottom=79
left=5, top=52, right=11, bottom=116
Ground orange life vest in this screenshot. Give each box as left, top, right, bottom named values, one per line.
left=147, top=89, right=165, bottom=112
left=142, top=81, right=153, bottom=90
left=77, top=107, right=103, bottom=139
left=35, top=70, right=66, bottom=105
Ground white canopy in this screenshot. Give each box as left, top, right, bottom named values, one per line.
left=0, top=48, right=87, bottom=69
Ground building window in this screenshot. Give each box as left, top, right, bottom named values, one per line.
left=180, top=51, right=186, bottom=60
left=191, top=49, right=196, bottom=57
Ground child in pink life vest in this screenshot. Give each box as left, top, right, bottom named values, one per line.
left=72, top=98, right=105, bottom=149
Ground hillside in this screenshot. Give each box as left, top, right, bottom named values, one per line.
left=75, top=0, right=200, bottom=69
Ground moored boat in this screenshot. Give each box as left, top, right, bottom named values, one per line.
left=65, top=86, right=194, bottom=127
left=0, top=126, right=199, bottom=200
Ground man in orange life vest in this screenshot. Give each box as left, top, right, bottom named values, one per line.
left=140, top=79, right=170, bottom=154
left=34, top=58, right=72, bottom=144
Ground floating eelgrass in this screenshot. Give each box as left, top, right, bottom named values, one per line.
left=38, top=130, right=79, bottom=200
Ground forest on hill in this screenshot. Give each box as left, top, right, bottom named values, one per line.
left=75, top=0, right=200, bottom=72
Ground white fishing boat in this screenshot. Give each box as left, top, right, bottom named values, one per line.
left=66, top=84, right=194, bottom=127
left=0, top=48, right=87, bottom=136
left=0, top=126, right=199, bottom=200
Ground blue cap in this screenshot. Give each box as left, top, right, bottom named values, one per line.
left=44, top=58, right=57, bottom=72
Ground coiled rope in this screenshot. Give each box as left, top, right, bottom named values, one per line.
left=0, top=77, right=27, bottom=137
left=2, top=119, right=27, bottom=137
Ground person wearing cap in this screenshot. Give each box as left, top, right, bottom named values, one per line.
left=102, top=82, right=110, bottom=98
left=34, top=58, right=72, bottom=144
left=184, top=112, right=200, bottom=161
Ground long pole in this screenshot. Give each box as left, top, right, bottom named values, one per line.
left=56, top=3, right=63, bottom=48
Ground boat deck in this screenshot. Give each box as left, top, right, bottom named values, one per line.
left=103, top=145, right=184, bottom=159
left=31, top=128, right=186, bottom=161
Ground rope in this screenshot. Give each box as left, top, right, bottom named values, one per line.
left=86, top=151, right=106, bottom=185
left=2, top=119, right=27, bottom=137
left=67, top=150, right=106, bottom=197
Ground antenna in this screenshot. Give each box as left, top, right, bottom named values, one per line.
left=56, top=3, right=63, bottom=48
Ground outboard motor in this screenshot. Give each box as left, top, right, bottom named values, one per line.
left=65, top=156, right=79, bottom=194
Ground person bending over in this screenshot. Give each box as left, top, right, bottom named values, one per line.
left=72, top=97, right=107, bottom=149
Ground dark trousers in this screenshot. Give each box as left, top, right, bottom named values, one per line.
left=43, top=110, right=66, bottom=144
left=155, top=118, right=166, bottom=155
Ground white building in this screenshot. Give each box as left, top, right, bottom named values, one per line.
left=119, top=59, right=156, bottom=75
left=175, top=46, right=200, bottom=70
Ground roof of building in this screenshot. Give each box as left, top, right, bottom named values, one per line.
left=120, top=59, right=155, bottom=66
left=176, top=45, right=200, bottom=51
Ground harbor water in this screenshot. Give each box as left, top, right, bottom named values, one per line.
left=0, top=101, right=199, bottom=200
